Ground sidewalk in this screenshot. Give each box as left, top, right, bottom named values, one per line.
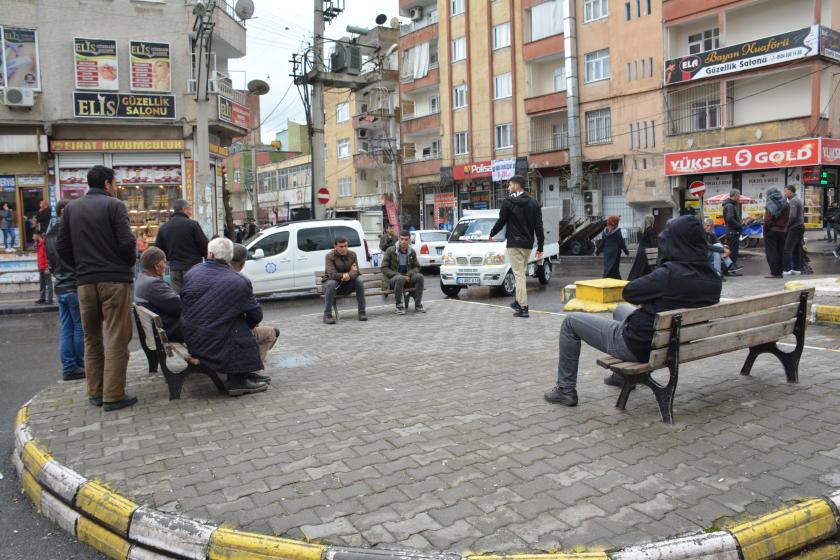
left=16, top=284, right=840, bottom=554
left=0, top=291, right=56, bottom=315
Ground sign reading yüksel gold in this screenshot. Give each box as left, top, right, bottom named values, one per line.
left=50, top=139, right=186, bottom=152
left=664, top=26, right=818, bottom=85
left=73, top=92, right=176, bottom=120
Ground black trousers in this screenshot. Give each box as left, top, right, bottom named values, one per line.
left=725, top=231, right=741, bottom=265
left=764, top=230, right=786, bottom=276
left=783, top=225, right=805, bottom=272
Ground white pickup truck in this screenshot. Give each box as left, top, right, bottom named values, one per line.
left=439, top=207, right=561, bottom=298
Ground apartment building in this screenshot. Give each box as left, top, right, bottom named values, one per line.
left=0, top=1, right=251, bottom=241
left=323, top=25, right=412, bottom=241
left=663, top=0, right=840, bottom=230
left=256, top=153, right=312, bottom=224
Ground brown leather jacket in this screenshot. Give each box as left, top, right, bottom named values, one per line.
left=325, top=249, right=359, bottom=281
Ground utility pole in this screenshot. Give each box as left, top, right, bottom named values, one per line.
left=311, top=0, right=327, bottom=219
left=251, top=145, right=260, bottom=222
left=563, top=0, right=583, bottom=201
left=192, top=6, right=216, bottom=237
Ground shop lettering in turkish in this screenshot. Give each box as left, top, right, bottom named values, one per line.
left=491, top=159, right=516, bottom=182
left=453, top=160, right=492, bottom=181
left=73, top=92, right=176, bottom=120
left=218, top=96, right=250, bottom=129
left=129, top=41, right=171, bottom=92
left=820, top=26, right=840, bottom=62
left=74, top=37, right=118, bottom=90
left=665, top=139, right=820, bottom=175
left=50, top=139, right=186, bottom=152
left=1, top=26, right=41, bottom=89
left=664, top=26, right=818, bottom=85
left=0, top=176, right=15, bottom=192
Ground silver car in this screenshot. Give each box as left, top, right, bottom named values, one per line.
left=410, top=229, right=450, bottom=268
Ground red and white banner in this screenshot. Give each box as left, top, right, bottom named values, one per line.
left=664, top=139, right=820, bottom=176
left=453, top=160, right=492, bottom=181
left=821, top=138, right=840, bottom=165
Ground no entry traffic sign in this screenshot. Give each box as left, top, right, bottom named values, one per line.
left=317, top=188, right=330, bottom=204
left=689, top=180, right=706, bottom=197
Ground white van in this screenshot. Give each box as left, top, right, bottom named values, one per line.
left=439, top=208, right=561, bottom=297
left=242, top=219, right=373, bottom=296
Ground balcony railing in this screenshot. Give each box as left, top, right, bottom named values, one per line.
left=216, top=79, right=248, bottom=106
left=400, top=15, right=438, bottom=36
left=530, top=120, right=568, bottom=153
left=665, top=83, right=733, bottom=136
left=401, top=108, right=440, bottom=122
left=403, top=152, right=440, bottom=164
left=217, top=0, right=247, bottom=28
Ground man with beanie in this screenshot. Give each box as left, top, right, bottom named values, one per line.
left=782, top=185, right=805, bottom=276
left=722, top=189, right=744, bottom=270
left=489, top=175, right=544, bottom=318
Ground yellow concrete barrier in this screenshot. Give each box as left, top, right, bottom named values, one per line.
left=728, top=498, right=838, bottom=560
left=20, top=440, right=52, bottom=480
left=575, top=278, right=628, bottom=303
left=21, top=469, right=42, bottom=513
left=786, top=543, right=840, bottom=560
left=76, top=516, right=131, bottom=560
left=209, top=527, right=327, bottom=560
left=467, top=553, right=609, bottom=560
left=75, top=482, right=138, bottom=537
left=15, top=405, right=29, bottom=427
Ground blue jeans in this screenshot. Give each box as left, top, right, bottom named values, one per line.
left=2, top=227, right=15, bottom=249
left=57, top=291, right=85, bottom=375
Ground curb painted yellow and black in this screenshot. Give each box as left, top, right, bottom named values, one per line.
left=784, top=280, right=840, bottom=326
left=12, top=403, right=840, bottom=560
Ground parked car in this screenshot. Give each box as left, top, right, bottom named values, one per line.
left=439, top=208, right=561, bottom=298
left=409, top=229, right=450, bottom=268
left=241, top=219, right=373, bottom=296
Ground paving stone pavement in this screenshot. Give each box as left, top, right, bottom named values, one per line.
left=24, top=292, right=840, bottom=553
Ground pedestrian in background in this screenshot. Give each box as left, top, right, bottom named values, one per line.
left=57, top=165, right=137, bottom=412
left=826, top=201, right=840, bottom=245
left=379, top=223, right=397, bottom=252
left=722, top=189, right=743, bottom=268
left=246, top=218, right=258, bottom=239
left=627, top=215, right=657, bottom=281
left=763, top=187, right=789, bottom=279
left=596, top=215, right=629, bottom=280
left=154, top=199, right=208, bottom=293
left=36, top=199, right=51, bottom=234
left=1, top=201, right=15, bottom=252
left=45, top=199, right=85, bottom=381
left=25, top=215, right=36, bottom=250
left=489, top=175, right=544, bottom=319
left=782, top=185, right=805, bottom=276
left=34, top=231, right=53, bottom=305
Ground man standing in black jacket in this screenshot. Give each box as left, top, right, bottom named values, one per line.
left=722, top=189, right=744, bottom=269
left=154, top=199, right=208, bottom=292
left=544, top=216, right=722, bottom=407
left=56, top=165, right=137, bottom=411
left=489, top=175, right=544, bottom=318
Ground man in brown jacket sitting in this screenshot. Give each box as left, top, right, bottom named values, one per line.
left=323, top=236, right=366, bottom=324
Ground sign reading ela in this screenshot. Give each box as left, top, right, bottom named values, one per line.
left=73, top=92, right=176, bottom=120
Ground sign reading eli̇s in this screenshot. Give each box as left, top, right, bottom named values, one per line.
left=73, top=92, right=176, bottom=120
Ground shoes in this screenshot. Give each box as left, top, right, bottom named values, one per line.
left=62, top=367, right=85, bottom=381
left=603, top=373, right=635, bottom=390
left=34, top=299, right=46, bottom=304
left=358, top=310, right=368, bottom=321
left=765, top=274, right=784, bottom=279
left=246, top=372, right=271, bottom=383
left=89, top=397, right=103, bottom=407
left=103, top=395, right=138, bottom=411
left=323, top=313, right=336, bottom=325
left=730, top=265, right=744, bottom=272
left=544, top=385, right=578, bottom=406
left=415, top=304, right=426, bottom=313
left=510, top=300, right=521, bottom=312
left=227, top=378, right=267, bottom=396
left=514, top=305, right=530, bottom=318
left=782, top=270, right=802, bottom=277
left=833, top=248, right=839, bottom=259
left=273, top=327, right=280, bottom=339
left=724, top=270, right=741, bottom=277
left=396, top=305, right=406, bottom=315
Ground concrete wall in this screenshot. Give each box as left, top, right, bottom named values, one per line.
left=731, top=67, right=812, bottom=126
left=725, top=0, right=812, bottom=45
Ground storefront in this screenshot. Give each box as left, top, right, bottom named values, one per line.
left=0, top=134, right=50, bottom=251
left=50, top=139, right=185, bottom=240
left=665, top=138, right=838, bottom=229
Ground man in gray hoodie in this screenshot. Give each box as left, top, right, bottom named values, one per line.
left=782, top=185, right=805, bottom=276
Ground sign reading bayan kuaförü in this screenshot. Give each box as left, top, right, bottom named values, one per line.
left=664, top=26, right=818, bottom=85
left=73, top=92, right=176, bottom=120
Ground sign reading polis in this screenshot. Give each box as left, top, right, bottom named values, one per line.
left=73, top=91, right=176, bottom=120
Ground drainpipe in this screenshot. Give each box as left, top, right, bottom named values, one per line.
left=563, top=0, right=583, bottom=203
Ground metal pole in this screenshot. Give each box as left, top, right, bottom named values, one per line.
left=195, top=76, right=213, bottom=237
left=563, top=0, right=583, bottom=201
left=699, top=194, right=705, bottom=222
left=251, top=146, right=260, bottom=223
left=311, top=0, right=327, bottom=219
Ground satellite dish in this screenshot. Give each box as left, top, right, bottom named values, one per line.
left=234, top=0, right=255, bottom=20
left=247, top=79, right=270, bottom=96
left=375, top=14, right=387, bottom=25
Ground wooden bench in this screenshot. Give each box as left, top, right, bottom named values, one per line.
left=314, top=267, right=415, bottom=321
left=132, top=305, right=227, bottom=400
left=596, top=288, right=814, bottom=424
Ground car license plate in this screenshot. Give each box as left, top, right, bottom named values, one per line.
left=436, top=247, right=443, bottom=255
left=456, top=277, right=480, bottom=285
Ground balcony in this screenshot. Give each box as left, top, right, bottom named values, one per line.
left=523, top=33, right=564, bottom=62
left=402, top=156, right=441, bottom=179
left=400, top=22, right=439, bottom=51
left=401, top=111, right=441, bottom=136
left=401, top=67, right=440, bottom=93
left=530, top=114, right=568, bottom=160
left=524, top=91, right=567, bottom=115
left=212, top=0, right=247, bottom=59
left=354, top=150, right=395, bottom=169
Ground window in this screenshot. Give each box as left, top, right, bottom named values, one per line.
left=453, top=84, right=468, bottom=108
left=626, top=62, right=631, bottom=81
left=586, top=108, right=611, bottom=145
left=331, top=226, right=362, bottom=247
left=430, top=95, right=440, bottom=113
left=337, top=177, right=352, bottom=198
left=553, top=66, right=566, bottom=91
left=646, top=0, right=651, bottom=15
left=233, top=168, right=241, bottom=183
left=493, top=22, right=511, bottom=50
left=297, top=227, right=333, bottom=252
left=426, top=7, right=438, bottom=25
left=529, top=1, right=563, bottom=41
left=494, top=72, right=512, bottom=99
left=624, top=2, right=631, bottom=20
left=495, top=123, right=513, bottom=149
left=691, top=99, right=719, bottom=131
left=650, top=120, right=655, bottom=147
left=337, top=139, right=350, bottom=159
left=429, top=43, right=439, bottom=66
left=584, top=0, right=608, bottom=22
left=422, top=140, right=441, bottom=158
left=552, top=124, right=567, bottom=150
left=649, top=57, right=653, bottom=77
left=451, top=0, right=464, bottom=16
left=640, top=59, right=645, bottom=79
left=635, top=0, right=641, bottom=17
left=249, top=231, right=289, bottom=259
left=629, top=123, right=634, bottom=149
left=634, top=60, right=638, bottom=80
left=454, top=132, right=469, bottom=155
left=452, top=37, right=466, bottom=62
left=584, top=49, right=610, bottom=83
left=688, top=28, right=719, bottom=55
left=335, top=102, right=349, bottom=123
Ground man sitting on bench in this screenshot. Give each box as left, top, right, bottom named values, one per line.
left=134, top=247, right=183, bottom=343
left=180, top=237, right=269, bottom=396
left=323, top=236, right=367, bottom=324
left=380, top=230, right=425, bottom=315
left=544, top=216, right=722, bottom=407
left=231, top=243, right=280, bottom=366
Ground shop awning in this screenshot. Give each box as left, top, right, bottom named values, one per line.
left=0, top=134, right=48, bottom=154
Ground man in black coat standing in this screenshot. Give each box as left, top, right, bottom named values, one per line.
left=155, top=199, right=208, bottom=293
left=489, top=175, right=544, bottom=318
left=722, top=190, right=744, bottom=270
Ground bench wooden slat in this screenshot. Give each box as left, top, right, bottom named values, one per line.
left=646, top=319, right=796, bottom=369
left=135, top=305, right=162, bottom=351
left=653, top=289, right=813, bottom=330
left=649, top=303, right=800, bottom=349
left=596, top=356, right=625, bottom=369
left=170, top=342, right=200, bottom=365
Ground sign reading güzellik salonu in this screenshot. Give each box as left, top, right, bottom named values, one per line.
left=73, top=92, right=176, bottom=119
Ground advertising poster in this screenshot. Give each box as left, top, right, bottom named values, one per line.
left=129, top=40, right=171, bottom=92
left=664, top=26, right=818, bottom=85
left=2, top=27, right=41, bottom=89
left=218, top=96, right=251, bottom=129
left=73, top=91, right=176, bottom=120
left=820, top=26, right=840, bottom=62
left=74, top=38, right=118, bottom=90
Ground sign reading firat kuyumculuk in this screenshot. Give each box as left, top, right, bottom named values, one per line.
left=664, top=26, right=819, bottom=85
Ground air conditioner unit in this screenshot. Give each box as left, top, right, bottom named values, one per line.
left=609, top=160, right=624, bottom=173
left=357, top=129, right=369, bottom=139
left=409, top=6, right=424, bottom=21
left=583, top=190, right=602, bottom=217
left=3, top=87, right=35, bottom=107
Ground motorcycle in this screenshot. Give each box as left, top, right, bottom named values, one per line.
left=739, top=220, right=763, bottom=249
